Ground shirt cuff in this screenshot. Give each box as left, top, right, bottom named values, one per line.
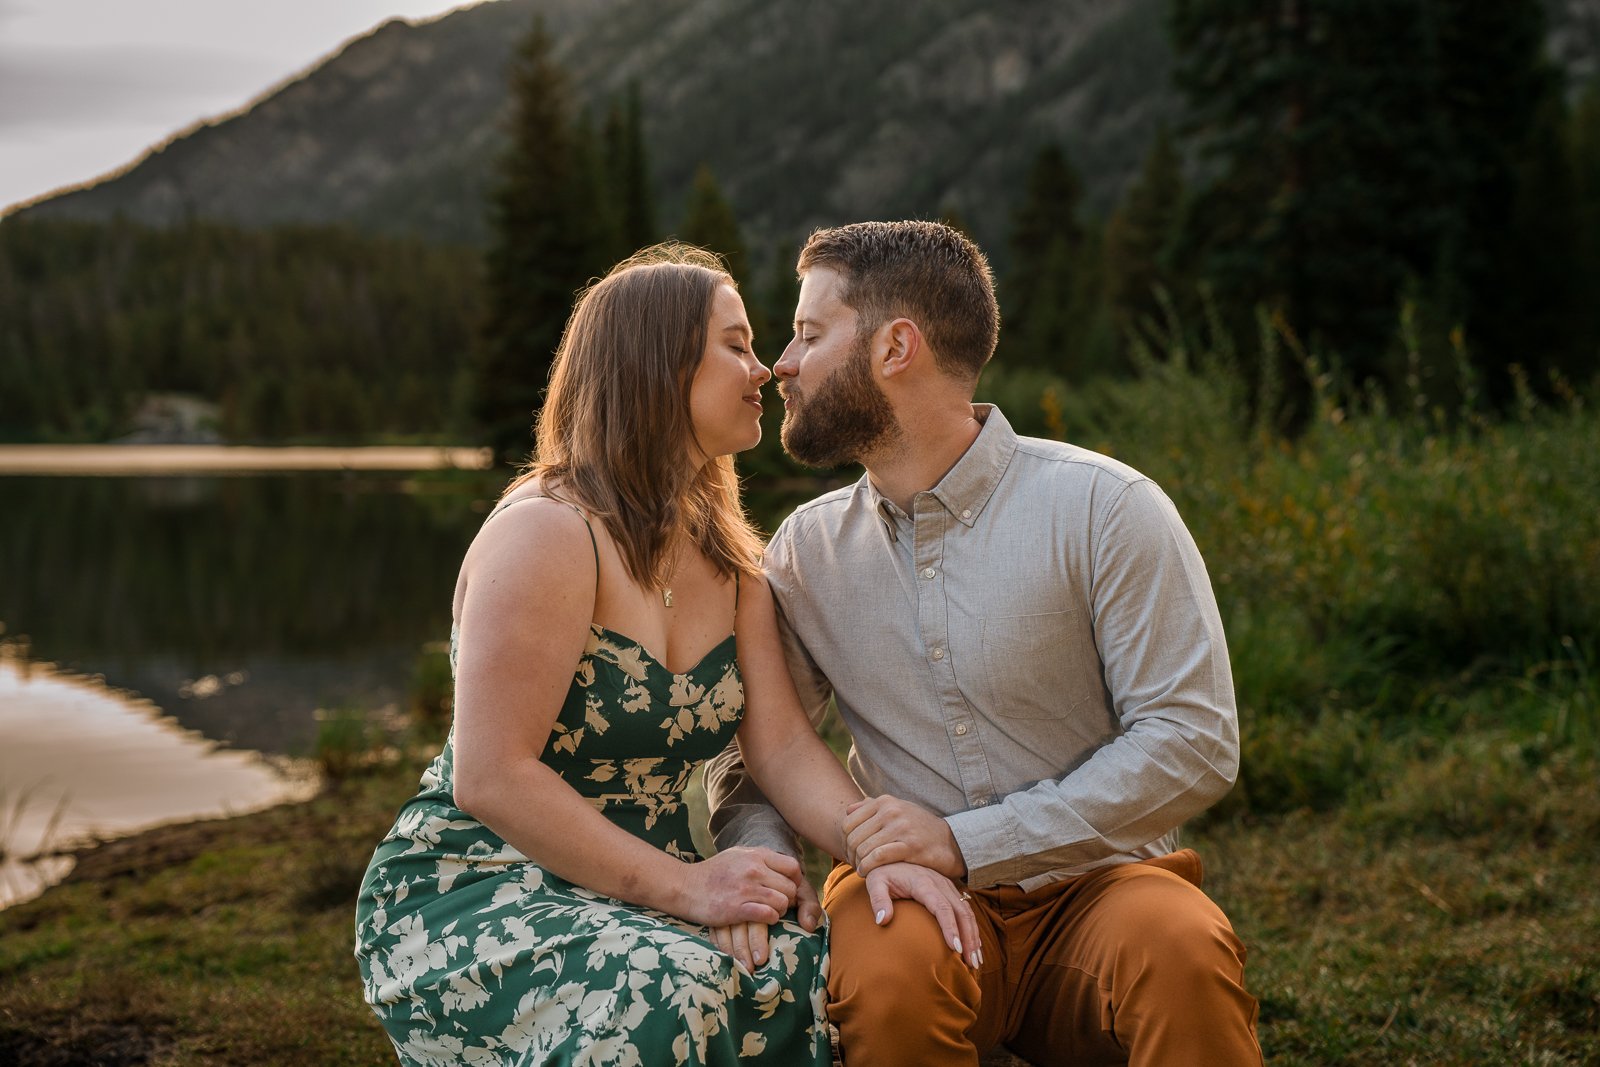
left=710, top=806, right=803, bottom=860
left=946, top=805, right=1025, bottom=888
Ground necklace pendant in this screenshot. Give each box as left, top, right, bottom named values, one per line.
left=663, top=588, right=673, bottom=608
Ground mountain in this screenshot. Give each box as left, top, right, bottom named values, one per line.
left=11, top=0, right=1600, bottom=260
left=7, top=0, right=1179, bottom=258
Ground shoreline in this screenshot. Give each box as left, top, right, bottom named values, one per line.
left=0, top=444, right=494, bottom=475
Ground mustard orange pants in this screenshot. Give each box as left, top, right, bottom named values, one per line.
left=823, top=850, right=1263, bottom=1066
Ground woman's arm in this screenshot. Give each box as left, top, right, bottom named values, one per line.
left=730, top=574, right=863, bottom=860
left=723, top=575, right=981, bottom=971
left=450, top=501, right=797, bottom=928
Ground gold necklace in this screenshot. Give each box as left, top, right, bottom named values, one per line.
left=661, top=543, right=678, bottom=608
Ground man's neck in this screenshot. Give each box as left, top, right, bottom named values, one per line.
left=865, top=404, right=984, bottom=513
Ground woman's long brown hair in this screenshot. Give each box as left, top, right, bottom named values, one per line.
left=502, top=243, right=764, bottom=589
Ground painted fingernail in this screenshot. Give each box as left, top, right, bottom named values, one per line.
left=953, top=936, right=963, bottom=954
left=875, top=910, right=886, bottom=925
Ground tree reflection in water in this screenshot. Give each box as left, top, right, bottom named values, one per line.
left=0, top=471, right=497, bottom=755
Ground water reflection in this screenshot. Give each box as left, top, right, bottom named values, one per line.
left=0, top=657, right=318, bottom=908
left=0, top=472, right=492, bottom=754
left=0, top=466, right=824, bottom=909
left=0, top=470, right=497, bottom=908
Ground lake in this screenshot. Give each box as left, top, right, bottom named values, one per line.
left=0, top=454, right=501, bottom=907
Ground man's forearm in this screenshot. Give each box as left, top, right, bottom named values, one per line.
left=703, top=739, right=803, bottom=857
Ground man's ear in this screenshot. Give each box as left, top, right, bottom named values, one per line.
left=879, top=318, right=923, bottom=380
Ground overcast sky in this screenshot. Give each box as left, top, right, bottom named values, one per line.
left=0, top=0, right=491, bottom=212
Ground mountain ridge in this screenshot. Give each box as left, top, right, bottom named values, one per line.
left=12, top=0, right=1600, bottom=259
left=9, top=0, right=1179, bottom=256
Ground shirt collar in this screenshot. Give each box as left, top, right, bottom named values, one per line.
left=864, top=403, right=1018, bottom=533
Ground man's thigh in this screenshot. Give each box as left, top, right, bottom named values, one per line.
left=1001, top=857, right=1255, bottom=1067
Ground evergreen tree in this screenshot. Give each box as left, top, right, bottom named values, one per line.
left=1103, top=125, right=1185, bottom=341
left=1500, top=91, right=1584, bottom=388
left=478, top=18, right=610, bottom=460
left=603, top=82, right=657, bottom=254
left=1170, top=0, right=1563, bottom=404
left=1572, top=81, right=1600, bottom=374
left=752, top=242, right=799, bottom=362
left=678, top=164, right=748, bottom=285
left=1002, top=144, right=1090, bottom=370
left=1426, top=1, right=1565, bottom=401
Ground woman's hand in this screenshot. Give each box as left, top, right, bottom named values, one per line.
left=708, top=921, right=767, bottom=977
left=864, top=861, right=983, bottom=972
left=677, top=846, right=802, bottom=928
left=708, top=863, right=821, bottom=975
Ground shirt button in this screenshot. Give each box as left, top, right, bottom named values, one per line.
left=954, top=723, right=969, bottom=736
left=931, top=647, right=945, bottom=660
left=973, top=796, right=990, bottom=807
left=961, top=509, right=972, bottom=520
left=922, top=567, right=937, bottom=579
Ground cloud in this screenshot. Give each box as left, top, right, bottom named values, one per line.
left=0, top=42, right=283, bottom=132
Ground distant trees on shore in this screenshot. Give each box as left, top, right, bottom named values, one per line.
left=3, top=5, right=1597, bottom=446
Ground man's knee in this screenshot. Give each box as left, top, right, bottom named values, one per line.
left=823, top=866, right=979, bottom=1006
left=1080, top=867, right=1254, bottom=1034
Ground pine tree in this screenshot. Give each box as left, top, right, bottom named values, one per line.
left=1572, top=81, right=1600, bottom=373
left=604, top=82, right=657, bottom=254
left=1002, top=144, right=1088, bottom=369
left=1427, top=1, right=1564, bottom=401
left=478, top=18, right=611, bottom=460
left=678, top=164, right=748, bottom=285
left=1170, top=0, right=1564, bottom=403
left=752, top=242, right=799, bottom=361
left=1500, top=91, right=1584, bottom=388
left=1103, top=126, right=1185, bottom=342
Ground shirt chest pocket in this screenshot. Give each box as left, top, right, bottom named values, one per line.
left=976, top=610, right=1102, bottom=719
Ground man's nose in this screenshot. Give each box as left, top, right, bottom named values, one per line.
left=773, top=341, right=799, bottom=379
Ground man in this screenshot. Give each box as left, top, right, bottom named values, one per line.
left=706, top=220, right=1262, bottom=1065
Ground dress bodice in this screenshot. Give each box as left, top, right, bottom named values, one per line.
left=387, top=622, right=743, bottom=862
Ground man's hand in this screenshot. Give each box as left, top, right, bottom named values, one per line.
left=863, top=861, right=982, bottom=971
left=709, top=859, right=822, bottom=977
left=843, top=795, right=966, bottom=878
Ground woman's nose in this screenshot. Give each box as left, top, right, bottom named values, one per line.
left=752, top=360, right=772, bottom=386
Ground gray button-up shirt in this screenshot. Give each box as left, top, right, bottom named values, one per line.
left=706, top=405, right=1239, bottom=889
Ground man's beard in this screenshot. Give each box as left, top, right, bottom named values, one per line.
left=780, top=331, right=901, bottom=468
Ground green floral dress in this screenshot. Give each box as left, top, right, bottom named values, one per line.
left=354, top=623, right=830, bottom=1066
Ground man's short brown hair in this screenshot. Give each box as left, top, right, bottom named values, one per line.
left=796, top=220, right=1000, bottom=381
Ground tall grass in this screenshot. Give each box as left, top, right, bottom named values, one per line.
left=978, top=314, right=1600, bottom=823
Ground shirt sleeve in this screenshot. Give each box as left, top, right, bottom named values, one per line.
left=946, top=477, right=1241, bottom=886
left=704, top=517, right=835, bottom=857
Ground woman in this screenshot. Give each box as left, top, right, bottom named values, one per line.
left=354, top=244, right=976, bottom=1066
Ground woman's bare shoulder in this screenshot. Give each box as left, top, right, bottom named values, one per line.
left=463, top=493, right=595, bottom=591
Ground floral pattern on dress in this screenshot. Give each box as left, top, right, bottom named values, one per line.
left=355, top=623, right=829, bottom=1067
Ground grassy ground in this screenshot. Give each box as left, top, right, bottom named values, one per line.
left=1, top=731, right=1594, bottom=1066
left=4, top=360, right=1596, bottom=1063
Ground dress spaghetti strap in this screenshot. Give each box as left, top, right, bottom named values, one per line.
left=557, top=500, right=601, bottom=594
left=483, top=493, right=600, bottom=595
